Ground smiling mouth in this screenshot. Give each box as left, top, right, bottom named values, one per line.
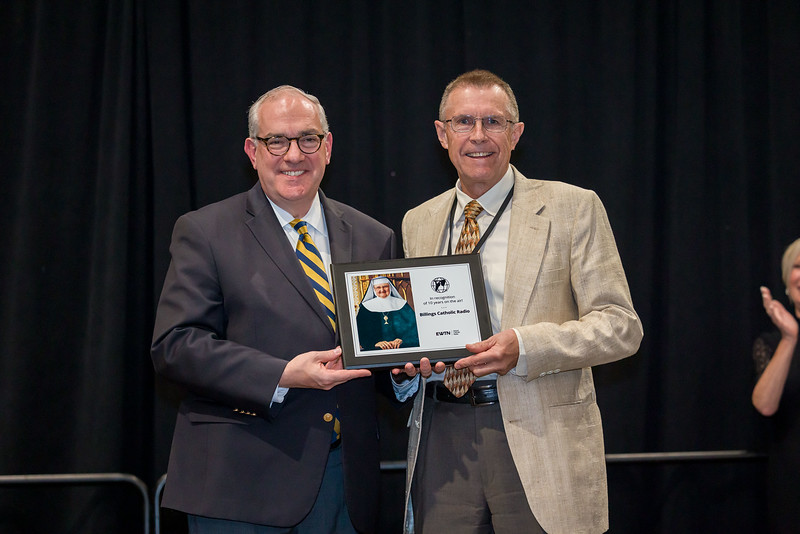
left=282, top=170, right=305, bottom=176
left=466, top=152, right=493, bottom=158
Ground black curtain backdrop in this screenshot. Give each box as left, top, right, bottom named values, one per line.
left=2, top=1, right=799, bottom=532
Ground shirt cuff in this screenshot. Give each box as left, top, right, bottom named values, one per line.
left=270, top=385, right=290, bottom=406
left=392, top=374, right=420, bottom=402
left=510, top=327, right=528, bottom=377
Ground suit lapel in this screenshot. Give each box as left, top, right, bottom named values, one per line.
left=417, top=193, right=454, bottom=257
left=414, top=171, right=549, bottom=330
left=502, top=168, right=548, bottom=330
left=244, top=184, right=334, bottom=332
left=322, top=192, right=353, bottom=265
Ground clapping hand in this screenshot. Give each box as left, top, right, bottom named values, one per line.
left=760, top=286, right=798, bottom=340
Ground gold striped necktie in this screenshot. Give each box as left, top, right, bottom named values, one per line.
left=443, top=200, right=483, bottom=397
left=290, top=219, right=336, bottom=330
left=291, top=218, right=340, bottom=444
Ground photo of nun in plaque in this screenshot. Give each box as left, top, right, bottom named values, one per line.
left=356, top=275, right=420, bottom=351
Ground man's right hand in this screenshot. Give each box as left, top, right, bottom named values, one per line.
left=279, top=346, right=371, bottom=389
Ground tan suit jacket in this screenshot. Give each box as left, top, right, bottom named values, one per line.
left=401, top=166, right=643, bottom=534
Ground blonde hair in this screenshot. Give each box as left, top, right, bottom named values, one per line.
left=781, top=237, right=800, bottom=287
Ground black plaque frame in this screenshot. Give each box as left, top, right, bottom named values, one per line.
left=330, top=255, right=492, bottom=369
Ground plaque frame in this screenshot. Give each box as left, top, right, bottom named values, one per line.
left=330, top=255, right=492, bottom=369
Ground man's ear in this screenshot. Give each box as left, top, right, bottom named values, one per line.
left=323, top=131, right=333, bottom=165
left=244, top=138, right=258, bottom=167
left=510, top=121, right=524, bottom=150
left=434, top=121, right=449, bottom=149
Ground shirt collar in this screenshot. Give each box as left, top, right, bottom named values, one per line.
left=267, top=192, right=328, bottom=237
left=455, top=165, right=514, bottom=217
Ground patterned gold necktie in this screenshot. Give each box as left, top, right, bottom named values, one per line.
left=291, top=219, right=336, bottom=330
left=443, top=200, right=483, bottom=397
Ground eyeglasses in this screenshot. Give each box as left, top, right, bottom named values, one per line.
left=255, top=134, right=326, bottom=156
left=443, top=115, right=515, bottom=133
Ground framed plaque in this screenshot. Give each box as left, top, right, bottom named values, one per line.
left=330, top=255, right=492, bottom=369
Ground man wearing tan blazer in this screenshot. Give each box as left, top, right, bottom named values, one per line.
left=396, top=70, right=643, bottom=534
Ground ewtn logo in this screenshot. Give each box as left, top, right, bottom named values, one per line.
left=431, top=277, right=449, bottom=293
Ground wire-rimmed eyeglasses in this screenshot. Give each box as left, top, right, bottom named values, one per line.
left=443, top=115, right=516, bottom=133
left=255, top=134, right=326, bottom=156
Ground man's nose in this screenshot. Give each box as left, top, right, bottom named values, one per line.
left=283, top=139, right=306, bottom=161
left=469, top=120, right=487, bottom=141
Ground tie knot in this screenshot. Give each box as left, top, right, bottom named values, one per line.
left=464, top=200, right=483, bottom=221
left=291, top=219, right=309, bottom=236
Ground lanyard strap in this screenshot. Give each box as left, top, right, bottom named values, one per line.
left=447, top=184, right=514, bottom=256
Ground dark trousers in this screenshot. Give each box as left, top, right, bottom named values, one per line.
left=187, top=445, right=356, bottom=534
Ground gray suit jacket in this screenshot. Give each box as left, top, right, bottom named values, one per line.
left=151, top=183, right=395, bottom=531
left=401, top=166, right=642, bottom=534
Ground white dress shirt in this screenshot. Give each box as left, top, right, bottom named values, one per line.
left=394, top=165, right=528, bottom=400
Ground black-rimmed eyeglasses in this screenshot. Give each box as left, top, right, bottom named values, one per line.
left=443, top=115, right=516, bottom=133
left=255, top=134, right=326, bottom=156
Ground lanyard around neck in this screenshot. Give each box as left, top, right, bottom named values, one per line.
left=446, top=183, right=514, bottom=256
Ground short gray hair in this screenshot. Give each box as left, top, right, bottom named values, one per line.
left=438, top=69, right=519, bottom=122
left=247, top=85, right=329, bottom=138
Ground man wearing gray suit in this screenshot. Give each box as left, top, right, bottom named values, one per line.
left=395, top=70, right=643, bottom=534
left=152, top=85, right=394, bottom=533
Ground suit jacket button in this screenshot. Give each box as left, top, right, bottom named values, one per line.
left=323, top=413, right=334, bottom=422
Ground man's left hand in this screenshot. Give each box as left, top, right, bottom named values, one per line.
left=457, top=329, right=520, bottom=377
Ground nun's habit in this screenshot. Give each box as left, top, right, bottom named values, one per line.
left=356, top=277, right=420, bottom=351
